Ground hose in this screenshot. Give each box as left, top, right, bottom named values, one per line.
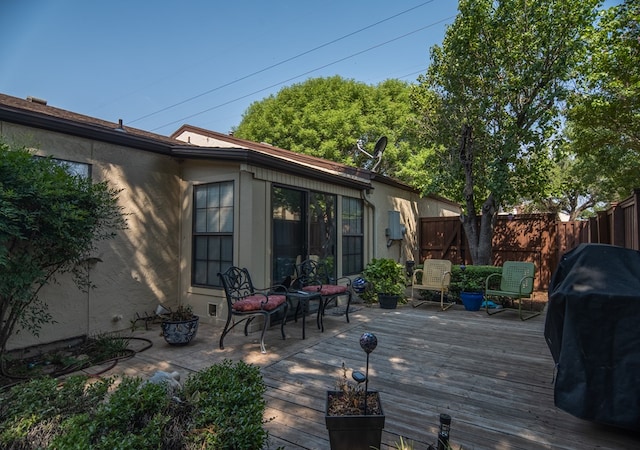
left=0, top=336, right=154, bottom=389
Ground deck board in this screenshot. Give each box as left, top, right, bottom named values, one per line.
left=109, top=303, right=640, bottom=449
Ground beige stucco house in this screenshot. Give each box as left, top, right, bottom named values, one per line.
left=0, top=93, right=459, bottom=351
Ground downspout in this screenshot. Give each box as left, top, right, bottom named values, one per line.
left=361, top=189, right=376, bottom=259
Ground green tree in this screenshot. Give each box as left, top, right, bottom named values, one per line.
left=412, top=0, right=600, bottom=264
left=0, top=142, right=126, bottom=366
left=524, top=148, right=605, bottom=220
left=566, top=0, right=640, bottom=201
left=233, top=75, right=433, bottom=181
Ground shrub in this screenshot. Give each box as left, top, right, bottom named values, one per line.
left=0, top=360, right=268, bottom=449
left=448, top=265, right=501, bottom=298
left=182, top=360, right=268, bottom=449
left=361, top=258, right=407, bottom=303
left=0, top=142, right=126, bottom=364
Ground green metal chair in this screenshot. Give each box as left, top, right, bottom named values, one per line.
left=484, top=261, right=539, bottom=320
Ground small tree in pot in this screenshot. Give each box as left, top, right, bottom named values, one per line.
left=361, top=258, right=406, bottom=309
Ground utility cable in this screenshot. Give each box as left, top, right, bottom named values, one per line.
left=150, top=15, right=453, bottom=132
left=129, top=0, right=437, bottom=125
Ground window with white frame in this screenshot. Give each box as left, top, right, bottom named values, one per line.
left=192, top=181, right=234, bottom=287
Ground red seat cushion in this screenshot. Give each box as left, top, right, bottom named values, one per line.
left=302, top=285, right=349, bottom=296
left=233, top=294, right=286, bottom=312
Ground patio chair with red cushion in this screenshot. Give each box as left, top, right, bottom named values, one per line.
left=293, top=259, right=352, bottom=324
left=218, top=266, right=289, bottom=353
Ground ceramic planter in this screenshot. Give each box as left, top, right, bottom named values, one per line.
left=160, top=316, right=199, bottom=345
left=460, top=292, right=483, bottom=311
left=325, top=390, right=385, bottom=450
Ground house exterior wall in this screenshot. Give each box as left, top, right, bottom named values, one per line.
left=179, top=160, right=368, bottom=328
left=418, top=196, right=461, bottom=218
left=1, top=109, right=460, bottom=350
left=365, top=181, right=419, bottom=266
left=1, top=122, right=181, bottom=350
left=365, top=181, right=461, bottom=267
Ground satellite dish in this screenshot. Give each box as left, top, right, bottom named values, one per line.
left=373, top=136, right=387, bottom=158
left=371, top=136, right=387, bottom=172
left=355, top=136, right=387, bottom=172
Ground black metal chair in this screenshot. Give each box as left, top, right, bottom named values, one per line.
left=294, top=259, right=352, bottom=324
left=218, top=266, right=289, bottom=353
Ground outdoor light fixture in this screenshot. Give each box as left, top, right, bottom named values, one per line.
left=437, top=413, right=451, bottom=450
left=355, top=332, right=378, bottom=415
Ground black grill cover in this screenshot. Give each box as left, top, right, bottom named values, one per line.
left=545, top=243, right=640, bottom=431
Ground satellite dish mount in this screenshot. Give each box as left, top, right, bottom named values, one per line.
left=356, top=136, right=387, bottom=172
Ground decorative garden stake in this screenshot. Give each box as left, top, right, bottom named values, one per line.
left=325, top=332, right=384, bottom=450
left=358, top=332, right=377, bottom=415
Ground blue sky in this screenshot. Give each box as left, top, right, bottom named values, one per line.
left=1, top=1, right=621, bottom=137
left=0, top=0, right=459, bottom=135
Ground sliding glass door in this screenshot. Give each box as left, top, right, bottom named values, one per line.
left=271, top=186, right=337, bottom=284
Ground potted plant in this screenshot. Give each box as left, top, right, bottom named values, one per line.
left=158, top=304, right=199, bottom=345
left=458, top=265, right=484, bottom=311
left=362, top=258, right=406, bottom=309
left=326, top=332, right=384, bottom=450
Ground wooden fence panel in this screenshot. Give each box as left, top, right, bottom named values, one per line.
left=492, top=214, right=555, bottom=290
left=418, top=189, right=639, bottom=291
left=418, top=215, right=554, bottom=290
left=418, top=217, right=464, bottom=262
left=620, top=189, right=640, bottom=250
left=557, top=221, right=589, bottom=259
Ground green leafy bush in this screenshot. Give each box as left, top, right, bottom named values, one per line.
left=0, top=142, right=127, bottom=366
left=448, top=265, right=501, bottom=297
left=361, top=258, right=407, bottom=303
left=183, top=360, right=268, bottom=449
left=0, top=360, right=268, bottom=449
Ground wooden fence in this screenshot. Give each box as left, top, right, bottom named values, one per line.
left=418, top=189, right=640, bottom=291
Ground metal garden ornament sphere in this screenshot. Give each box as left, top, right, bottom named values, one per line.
left=360, top=332, right=377, bottom=354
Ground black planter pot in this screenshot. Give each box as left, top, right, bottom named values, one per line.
left=160, top=316, right=199, bottom=345
left=378, top=293, right=399, bottom=309
left=325, top=390, right=385, bottom=450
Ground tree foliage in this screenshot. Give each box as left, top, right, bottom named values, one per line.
left=523, top=149, right=604, bottom=220
left=233, top=75, right=432, bottom=182
left=412, top=0, right=600, bottom=264
left=565, top=0, right=640, bottom=202
left=0, top=141, right=126, bottom=361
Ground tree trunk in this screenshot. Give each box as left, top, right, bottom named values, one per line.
left=461, top=195, right=496, bottom=266
left=458, top=124, right=496, bottom=266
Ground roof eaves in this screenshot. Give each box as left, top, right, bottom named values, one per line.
left=0, top=103, right=177, bottom=154
left=173, top=124, right=371, bottom=179
left=172, top=146, right=373, bottom=190
left=371, top=172, right=420, bottom=193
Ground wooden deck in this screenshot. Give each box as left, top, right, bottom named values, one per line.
left=111, top=302, right=640, bottom=449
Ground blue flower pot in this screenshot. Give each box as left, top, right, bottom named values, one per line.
left=460, top=292, right=483, bottom=311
